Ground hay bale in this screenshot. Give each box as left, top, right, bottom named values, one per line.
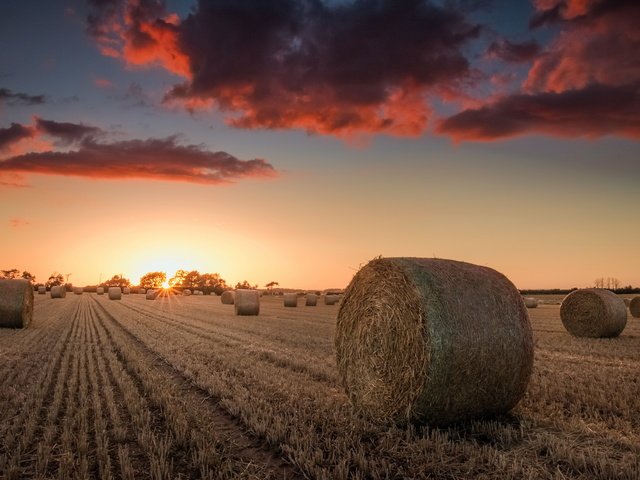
left=221, top=290, right=235, bottom=305
left=146, top=289, right=158, bottom=300
left=194, top=290, right=203, bottom=295
left=629, top=296, right=640, bottom=318
left=97, top=287, right=104, bottom=295
left=73, top=287, right=83, bottom=295
left=0, top=279, right=33, bottom=328
left=235, top=289, right=260, bottom=316
left=283, top=293, right=298, bottom=307
left=335, top=257, right=534, bottom=425
left=108, top=287, right=122, bottom=300
left=122, top=287, right=130, bottom=295
left=325, top=294, right=339, bottom=305
left=523, top=297, right=538, bottom=308
left=50, top=286, right=66, bottom=299
left=560, top=289, right=627, bottom=337
left=306, top=293, right=318, bottom=306
left=37, top=286, right=46, bottom=295
left=183, top=289, right=192, bottom=296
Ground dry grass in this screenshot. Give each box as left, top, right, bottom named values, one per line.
left=0, top=293, right=638, bottom=479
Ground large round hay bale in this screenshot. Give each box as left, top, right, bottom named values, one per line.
left=0, top=279, right=34, bottom=328
left=325, top=294, right=339, bottom=305
left=335, top=257, right=534, bottom=425
left=97, top=287, right=104, bottom=295
left=221, top=290, right=235, bottom=305
left=50, top=286, right=66, bottom=299
left=629, top=296, right=640, bottom=318
left=283, top=293, right=298, bottom=307
left=560, top=289, right=627, bottom=337
left=37, top=286, right=46, bottom=295
left=146, top=289, right=158, bottom=300
left=183, top=289, right=192, bottom=296
left=306, top=293, right=318, bottom=306
left=235, top=290, right=260, bottom=316
left=73, top=287, right=83, bottom=295
left=523, top=297, right=538, bottom=308
left=122, top=287, right=130, bottom=295
left=108, top=287, right=122, bottom=300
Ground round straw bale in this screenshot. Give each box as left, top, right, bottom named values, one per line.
left=325, top=294, right=339, bottom=305
left=50, top=286, right=66, bottom=298
left=139, top=288, right=146, bottom=294
left=37, top=286, right=46, bottom=295
left=221, top=290, right=235, bottom=305
left=523, top=297, right=538, bottom=308
left=122, top=287, right=130, bottom=295
left=235, top=290, right=260, bottom=316
left=560, top=289, right=627, bottom=337
left=283, top=293, right=298, bottom=307
left=108, top=287, right=122, bottom=300
left=146, top=289, right=158, bottom=300
left=306, top=293, right=318, bottom=306
left=183, top=289, right=192, bottom=296
left=194, top=290, right=202, bottom=295
left=73, top=287, right=83, bottom=295
left=0, top=279, right=33, bottom=328
left=97, top=287, right=104, bottom=295
left=629, top=296, right=640, bottom=318
left=335, top=257, right=534, bottom=425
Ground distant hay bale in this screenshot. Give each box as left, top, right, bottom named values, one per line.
left=221, top=290, right=235, bottom=305
left=0, top=279, right=33, bottom=328
left=283, top=293, right=298, bottom=307
left=324, top=294, right=339, bottom=305
left=560, top=289, right=627, bottom=337
left=73, top=287, right=83, bottom=295
left=194, top=290, right=203, bottom=295
left=523, top=297, right=538, bottom=308
left=108, top=287, right=122, bottom=300
left=122, top=287, right=130, bottom=295
left=629, top=296, right=640, bottom=318
left=183, top=289, right=192, bottom=296
left=306, top=293, right=318, bottom=306
left=335, top=257, right=534, bottom=425
left=50, top=286, right=66, bottom=299
left=97, top=287, right=104, bottom=295
left=37, top=286, right=46, bottom=295
left=139, top=288, right=146, bottom=294
left=235, top=289, right=260, bottom=316
left=146, top=289, right=158, bottom=300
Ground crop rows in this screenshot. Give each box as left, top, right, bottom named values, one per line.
left=1, top=294, right=638, bottom=479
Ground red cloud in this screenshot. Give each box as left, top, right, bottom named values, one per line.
left=0, top=135, right=277, bottom=185
left=94, top=77, right=114, bottom=88
left=0, top=123, right=34, bottom=151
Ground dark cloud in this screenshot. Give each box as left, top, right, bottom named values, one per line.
left=0, top=123, right=33, bottom=150
left=530, top=0, right=636, bottom=27
left=0, top=88, right=46, bottom=106
left=0, top=135, right=277, bottom=185
left=438, top=82, right=640, bottom=140
left=486, top=39, right=540, bottom=63
left=34, top=118, right=102, bottom=145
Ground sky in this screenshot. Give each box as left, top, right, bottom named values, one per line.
left=1, top=0, right=638, bottom=290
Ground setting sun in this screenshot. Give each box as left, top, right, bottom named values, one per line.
left=162, top=280, right=170, bottom=289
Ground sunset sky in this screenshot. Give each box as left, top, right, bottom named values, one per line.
left=1, top=0, right=638, bottom=290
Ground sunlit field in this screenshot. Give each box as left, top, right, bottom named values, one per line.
left=1, top=293, right=638, bottom=479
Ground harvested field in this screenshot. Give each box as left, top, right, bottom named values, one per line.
left=0, top=294, right=638, bottom=479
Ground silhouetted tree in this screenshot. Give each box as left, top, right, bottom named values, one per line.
left=21, top=271, right=36, bottom=284
left=235, top=280, right=257, bottom=290
left=103, top=274, right=131, bottom=288
left=265, top=281, right=279, bottom=294
left=183, top=270, right=202, bottom=289
left=1, top=268, right=20, bottom=279
left=169, top=269, right=188, bottom=287
left=46, top=272, right=65, bottom=288
left=199, top=273, right=228, bottom=295
left=139, top=271, right=166, bottom=289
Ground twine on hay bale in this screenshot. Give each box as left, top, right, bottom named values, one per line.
left=73, top=287, right=83, bottom=295
left=335, top=257, right=534, bottom=425
left=306, top=293, right=318, bottom=306
left=108, top=287, right=122, bottom=300
left=37, top=286, right=46, bottom=294
left=235, top=290, right=260, bottom=316
left=50, top=286, right=66, bottom=299
left=560, top=289, right=627, bottom=337
left=97, top=287, right=104, bottom=295
left=628, top=296, right=640, bottom=318
left=325, top=294, right=339, bottom=305
left=283, top=293, right=298, bottom=307
left=221, top=291, right=235, bottom=305
left=523, top=297, right=538, bottom=308
left=146, top=289, right=158, bottom=300
left=0, top=279, right=33, bottom=328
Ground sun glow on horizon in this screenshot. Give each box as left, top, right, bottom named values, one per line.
left=161, top=280, right=170, bottom=289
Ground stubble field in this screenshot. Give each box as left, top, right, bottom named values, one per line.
left=0, top=293, right=638, bottom=479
